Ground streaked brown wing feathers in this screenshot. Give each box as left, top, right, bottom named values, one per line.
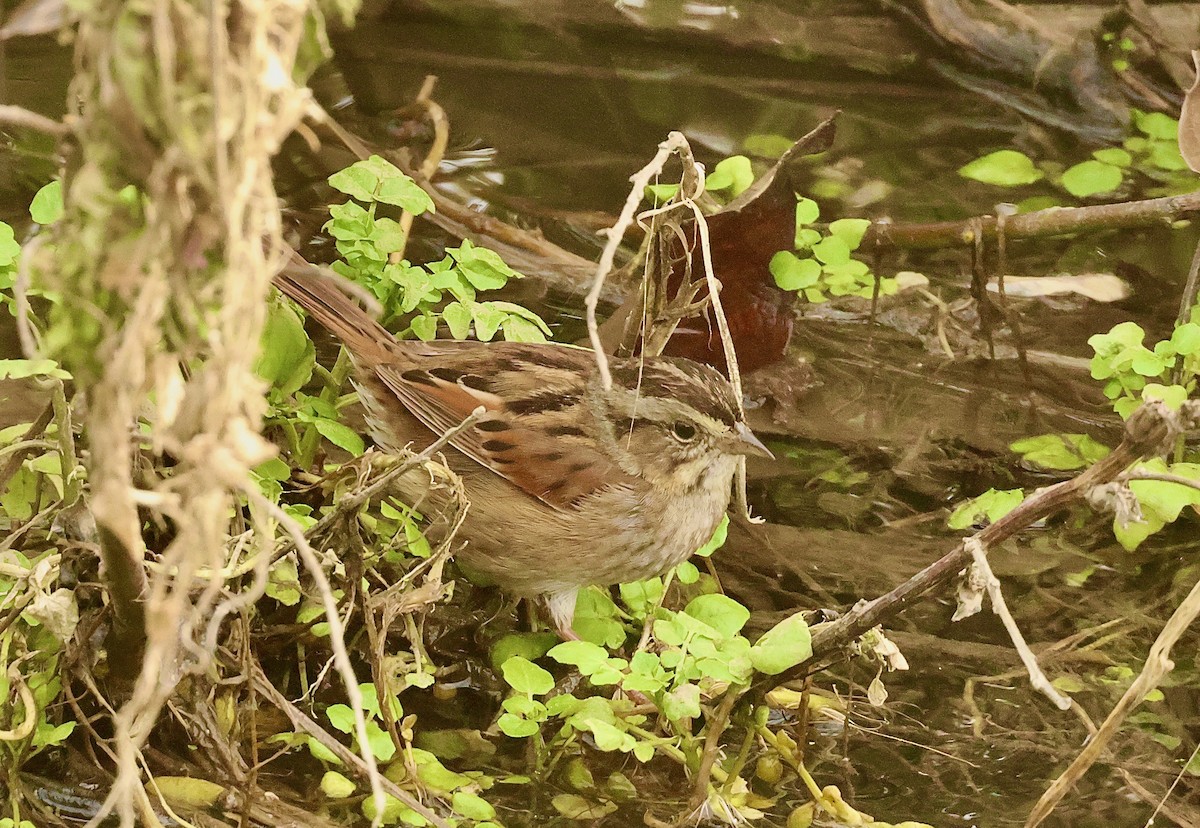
left=373, top=347, right=629, bottom=510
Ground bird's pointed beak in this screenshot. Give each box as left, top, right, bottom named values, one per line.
left=730, top=421, right=774, bottom=460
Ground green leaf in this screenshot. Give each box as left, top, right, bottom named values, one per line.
left=471, top=303, right=505, bottom=342
left=573, top=588, right=627, bottom=647
left=1141, top=383, right=1188, bottom=409
left=695, top=515, right=729, bottom=557
left=370, top=217, right=407, bottom=254
left=1148, top=141, right=1187, bottom=172
left=750, top=612, right=813, bottom=674
left=490, top=632, right=558, bottom=671
left=363, top=720, right=396, bottom=761
left=812, top=236, right=851, bottom=266
left=548, top=640, right=610, bottom=674
left=645, top=183, right=680, bottom=204
left=948, top=488, right=1025, bottom=529
left=794, top=197, right=820, bottom=226
left=0, top=359, right=70, bottom=380
left=675, top=560, right=699, bottom=584
left=1061, top=160, right=1123, bottom=197
left=662, top=682, right=702, bottom=721
left=0, top=223, right=20, bottom=267
left=497, top=713, right=540, bottom=737
left=828, top=218, right=870, bottom=250
left=794, top=227, right=821, bottom=249
left=452, top=791, right=496, bottom=821
left=328, top=155, right=434, bottom=213
left=1092, top=148, right=1131, bottom=167
left=1010, top=434, right=1110, bottom=471
left=452, top=240, right=520, bottom=290
left=551, top=794, right=618, bottom=820
left=30, top=181, right=63, bottom=224
left=502, top=315, right=549, bottom=343
left=313, top=418, right=365, bottom=456
left=326, top=704, right=355, bottom=733
left=410, top=313, right=437, bottom=341
left=578, top=718, right=630, bottom=751
left=770, top=251, right=821, bottom=291
left=705, top=155, right=754, bottom=196
left=500, top=656, right=555, bottom=696
left=958, top=150, right=1044, bottom=186
left=1133, top=110, right=1178, bottom=141
left=441, top=301, right=473, bottom=340
left=619, top=577, right=664, bottom=617
left=683, top=594, right=750, bottom=638
left=321, top=771, right=356, bottom=799
left=256, top=301, right=314, bottom=395
left=1171, top=322, right=1200, bottom=355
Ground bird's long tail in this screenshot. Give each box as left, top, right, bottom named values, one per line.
left=273, top=263, right=393, bottom=366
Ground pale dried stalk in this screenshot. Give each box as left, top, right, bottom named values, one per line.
left=1024, top=574, right=1200, bottom=827
left=51, top=0, right=314, bottom=825
left=965, top=539, right=1071, bottom=710
left=586, top=131, right=692, bottom=389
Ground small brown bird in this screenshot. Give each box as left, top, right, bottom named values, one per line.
left=274, top=271, right=772, bottom=638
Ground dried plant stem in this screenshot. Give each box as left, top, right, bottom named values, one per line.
left=586, top=131, right=692, bottom=389
left=1023, top=575, right=1200, bottom=828
left=251, top=490, right=393, bottom=824
left=964, top=539, right=1071, bottom=710
left=248, top=661, right=449, bottom=828
left=0, top=105, right=68, bottom=137
left=45, top=0, right=313, bottom=823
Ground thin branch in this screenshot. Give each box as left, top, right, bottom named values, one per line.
left=0, top=104, right=68, bottom=137
left=965, top=539, right=1071, bottom=710
left=754, top=401, right=1183, bottom=696
left=586, top=131, right=691, bottom=389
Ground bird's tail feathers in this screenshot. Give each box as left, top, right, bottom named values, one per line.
left=274, top=266, right=393, bottom=364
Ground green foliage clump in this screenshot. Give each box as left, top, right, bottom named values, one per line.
left=770, top=198, right=893, bottom=302
left=1088, top=319, right=1200, bottom=419
left=323, top=155, right=550, bottom=344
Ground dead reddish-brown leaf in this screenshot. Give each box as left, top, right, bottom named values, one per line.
left=658, top=117, right=839, bottom=374
left=1180, top=51, right=1200, bottom=174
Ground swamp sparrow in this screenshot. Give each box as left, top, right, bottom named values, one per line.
left=274, top=272, right=772, bottom=637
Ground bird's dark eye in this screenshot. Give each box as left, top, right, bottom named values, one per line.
left=671, top=421, right=697, bottom=442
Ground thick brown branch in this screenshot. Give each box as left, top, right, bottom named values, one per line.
left=866, top=190, right=1200, bottom=250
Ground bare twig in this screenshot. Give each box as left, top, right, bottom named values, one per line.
left=965, top=539, right=1071, bottom=710
left=586, top=131, right=692, bottom=389
left=0, top=104, right=68, bottom=137
left=866, top=190, right=1200, bottom=250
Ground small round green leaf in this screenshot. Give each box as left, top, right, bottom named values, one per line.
left=30, top=181, right=63, bottom=225
left=770, top=251, right=821, bottom=291
left=320, top=771, right=356, bottom=799
left=812, top=236, right=851, bottom=266
left=683, top=594, right=749, bottom=638
left=750, top=613, right=813, bottom=675
left=1061, top=160, right=1122, bottom=197
left=500, top=656, right=555, bottom=696
left=958, top=150, right=1044, bottom=186
left=794, top=197, right=820, bottom=226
